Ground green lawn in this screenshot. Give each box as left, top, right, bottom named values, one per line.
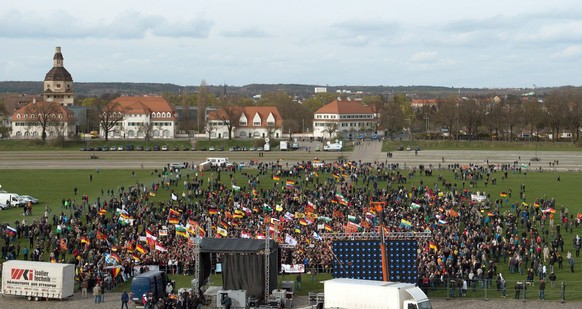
left=2, top=158, right=582, bottom=301
left=382, top=140, right=582, bottom=152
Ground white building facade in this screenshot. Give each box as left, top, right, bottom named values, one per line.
left=207, top=106, right=283, bottom=139
left=313, top=99, right=377, bottom=139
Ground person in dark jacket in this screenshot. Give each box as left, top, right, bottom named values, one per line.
left=121, top=290, right=129, bottom=309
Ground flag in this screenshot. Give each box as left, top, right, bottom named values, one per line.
left=348, top=215, right=357, bottom=222
left=324, top=223, right=333, bottom=232
left=81, top=236, right=90, bottom=244
left=447, top=209, right=459, bottom=217
left=149, top=191, right=156, bottom=197
left=217, top=226, right=228, bottom=237
left=168, top=208, right=180, bottom=217
left=276, top=204, right=284, bottom=212
left=132, top=254, right=141, bottom=262
left=273, top=175, right=280, bottom=181
left=208, top=208, right=218, bottom=215
left=98, top=209, right=108, bottom=216
left=125, top=242, right=134, bottom=253
left=400, top=219, right=412, bottom=228
left=110, top=253, right=121, bottom=263
left=438, top=219, right=448, bottom=225
left=295, top=227, right=301, bottom=234
left=171, top=193, right=178, bottom=201
left=299, top=219, right=309, bottom=226
left=285, top=234, right=298, bottom=246
left=410, top=202, right=421, bottom=209
left=96, top=231, right=108, bottom=240
left=136, top=243, right=147, bottom=254
left=263, top=204, right=273, bottom=212
left=313, top=231, right=322, bottom=241
left=429, top=242, right=438, bottom=251
left=286, top=180, right=295, bottom=188
left=155, top=241, right=167, bottom=252
left=318, top=216, right=332, bottom=223
left=232, top=185, right=241, bottom=191
left=500, top=192, right=508, bottom=197
left=487, top=211, right=494, bottom=217
left=219, top=220, right=229, bottom=229
left=256, top=233, right=266, bottom=240
left=175, top=225, right=188, bottom=238
left=168, top=217, right=179, bottom=224
left=241, top=231, right=251, bottom=239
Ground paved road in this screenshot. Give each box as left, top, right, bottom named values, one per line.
left=0, top=148, right=580, bottom=171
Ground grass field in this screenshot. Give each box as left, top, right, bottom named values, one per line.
left=1, top=156, right=582, bottom=301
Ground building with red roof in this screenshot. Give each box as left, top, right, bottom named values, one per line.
left=313, top=99, right=377, bottom=138
left=207, top=106, right=283, bottom=139
left=102, top=96, right=177, bottom=139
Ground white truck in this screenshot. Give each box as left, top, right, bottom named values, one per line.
left=323, top=140, right=343, bottom=151
left=280, top=141, right=289, bottom=151
left=323, top=278, right=432, bottom=309
left=1, top=260, right=75, bottom=300
left=0, top=192, right=25, bottom=209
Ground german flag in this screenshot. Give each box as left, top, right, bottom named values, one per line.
left=299, top=219, right=309, bottom=226
left=273, top=175, right=280, bottom=181
left=324, top=223, right=333, bottom=232
left=219, top=220, right=229, bottom=229
left=96, top=231, right=107, bottom=240
left=169, top=208, right=180, bottom=217
left=98, top=209, right=108, bottom=216
left=429, top=242, right=438, bottom=251
left=168, top=217, right=179, bottom=224
left=136, top=243, right=147, bottom=254
left=132, top=254, right=141, bottom=262
left=208, top=208, right=218, bottom=215
left=80, top=236, right=90, bottom=244
left=125, top=243, right=134, bottom=253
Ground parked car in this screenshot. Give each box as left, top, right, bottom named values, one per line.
left=161, top=145, right=169, bottom=151
left=136, top=145, right=144, bottom=151
left=249, top=147, right=256, bottom=151
left=80, top=146, right=87, bottom=151
left=172, top=146, right=180, bottom=151
left=125, top=144, right=135, bottom=151
left=170, top=162, right=186, bottom=169
left=208, top=146, right=215, bottom=151
left=94, top=147, right=102, bottom=151
left=218, top=146, right=224, bottom=151
left=182, top=146, right=190, bottom=151
left=20, top=195, right=39, bottom=204
left=110, top=146, right=118, bottom=151
left=396, top=146, right=404, bottom=151
left=101, top=146, right=109, bottom=151
left=145, top=146, right=152, bottom=151
left=153, top=145, right=161, bottom=151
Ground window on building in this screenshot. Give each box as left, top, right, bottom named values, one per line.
left=253, top=121, right=261, bottom=126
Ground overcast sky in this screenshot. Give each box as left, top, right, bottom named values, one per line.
left=1, top=0, right=581, bottom=88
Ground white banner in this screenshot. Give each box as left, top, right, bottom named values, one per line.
left=280, top=264, right=305, bottom=273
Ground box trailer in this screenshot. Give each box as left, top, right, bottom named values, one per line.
left=1, top=260, right=75, bottom=300
left=323, top=278, right=432, bottom=309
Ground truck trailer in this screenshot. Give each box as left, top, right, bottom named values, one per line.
left=323, top=278, right=432, bottom=309
left=1, top=260, right=75, bottom=300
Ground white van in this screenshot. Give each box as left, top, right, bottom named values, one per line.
left=0, top=192, right=24, bottom=209
left=206, top=157, right=230, bottom=168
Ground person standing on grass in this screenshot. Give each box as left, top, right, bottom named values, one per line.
left=93, top=283, right=101, bottom=303
left=539, top=279, right=546, bottom=300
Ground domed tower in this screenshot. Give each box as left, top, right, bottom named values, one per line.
left=43, top=46, right=75, bottom=106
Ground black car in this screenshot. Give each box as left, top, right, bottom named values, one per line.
left=173, top=146, right=180, bottom=151
left=145, top=146, right=152, bottom=151
left=125, top=144, right=135, bottom=151
left=396, top=146, right=404, bottom=151
left=153, top=145, right=161, bottom=151
left=182, top=146, right=190, bottom=151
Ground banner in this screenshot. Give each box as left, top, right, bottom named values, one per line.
left=280, top=264, right=305, bottom=274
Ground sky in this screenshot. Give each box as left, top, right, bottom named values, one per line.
left=1, top=0, right=581, bottom=88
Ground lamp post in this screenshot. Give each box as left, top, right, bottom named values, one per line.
left=424, top=115, right=429, bottom=139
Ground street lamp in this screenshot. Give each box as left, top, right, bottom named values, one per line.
left=423, top=115, right=429, bottom=139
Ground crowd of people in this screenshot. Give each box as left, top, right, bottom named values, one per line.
left=1, top=156, right=580, bottom=304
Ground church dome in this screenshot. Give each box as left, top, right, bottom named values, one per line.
left=44, top=67, right=73, bottom=82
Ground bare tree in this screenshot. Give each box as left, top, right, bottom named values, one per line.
left=323, top=122, right=339, bottom=139
left=197, top=80, right=208, bottom=133
left=206, top=122, right=216, bottom=141
left=458, top=97, right=484, bottom=139
left=95, top=99, right=125, bottom=141
left=435, top=96, right=459, bottom=140
left=522, top=96, right=545, bottom=141
left=545, top=90, right=569, bottom=142
left=24, top=101, right=62, bottom=141
left=140, top=122, right=154, bottom=141
left=218, top=104, right=243, bottom=140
